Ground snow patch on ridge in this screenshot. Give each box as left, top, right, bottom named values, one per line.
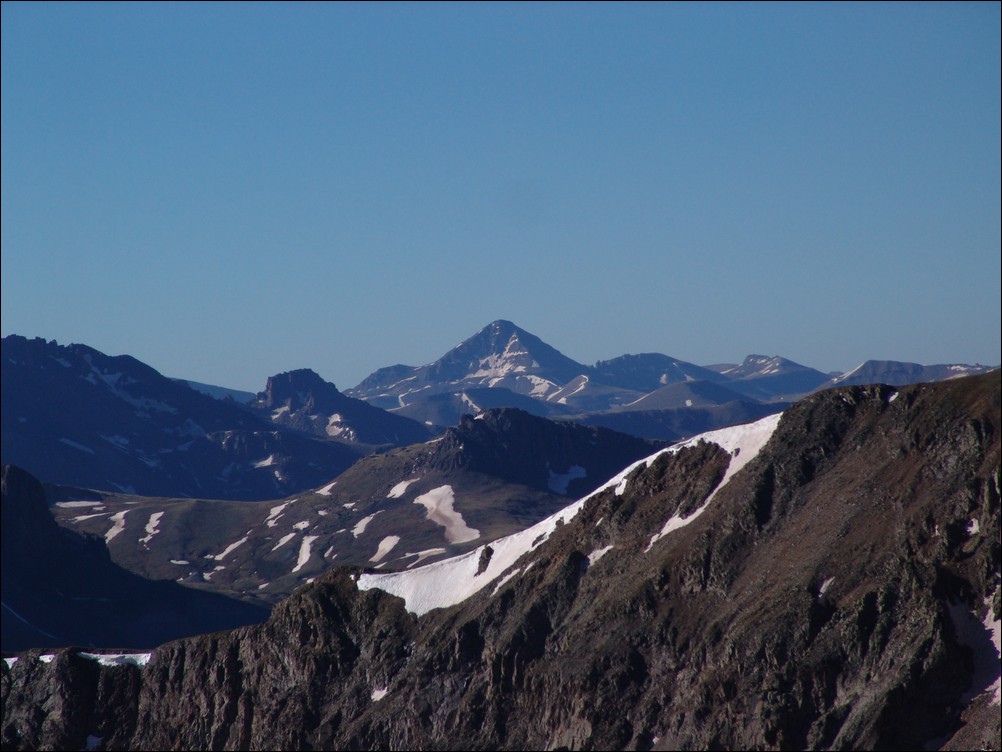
left=359, top=413, right=784, bottom=616
left=645, top=413, right=782, bottom=551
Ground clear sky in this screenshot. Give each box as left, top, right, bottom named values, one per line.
left=3, top=2, right=999, bottom=392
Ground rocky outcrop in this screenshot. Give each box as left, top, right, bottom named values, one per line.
left=250, top=369, right=431, bottom=446
left=3, top=373, right=999, bottom=750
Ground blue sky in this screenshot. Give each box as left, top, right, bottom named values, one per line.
left=2, top=2, right=999, bottom=391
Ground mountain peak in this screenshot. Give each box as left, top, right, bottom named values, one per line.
left=255, top=369, right=337, bottom=410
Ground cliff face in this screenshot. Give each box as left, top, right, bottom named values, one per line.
left=3, top=373, right=999, bottom=751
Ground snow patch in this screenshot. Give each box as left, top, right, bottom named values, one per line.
left=265, top=499, right=295, bottom=528
left=169, top=559, right=189, bottom=565
left=292, top=520, right=311, bottom=531
left=138, top=512, right=164, bottom=546
left=105, top=511, right=129, bottom=543
left=403, top=548, right=448, bottom=568
left=210, top=534, right=250, bottom=561
left=587, top=545, right=614, bottom=567
left=371, top=687, right=388, bottom=702
left=73, top=512, right=109, bottom=522
left=253, top=454, right=275, bottom=468
left=271, top=533, right=296, bottom=551
left=316, top=480, right=337, bottom=496
left=491, top=568, right=522, bottom=595
left=359, top=490, right=588, bottom=616
left=292, top=536, right=319, bottom=573
left=352, top=511, right=382, bottom=538
left=387, top=478, right=419, bottom=498
left=413, top=486, right=480, bottom=544
left=79, top=652, right=152, bottom=668
left=370, top=536, right=401, bottom=563
left=55, top=500, right=104, bottom=508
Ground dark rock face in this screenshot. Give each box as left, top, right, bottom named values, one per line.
left=0, top=465, right=268, bottom=652
left=3, top=373, right=999, bottom=751
left=249, top=368, right=431, bottom=446
left=423, top=407, right=666, bottom=498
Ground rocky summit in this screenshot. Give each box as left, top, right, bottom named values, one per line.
left=2, top=371, right=998, bottom=751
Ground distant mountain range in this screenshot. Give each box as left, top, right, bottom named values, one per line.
left=0, top=336, right=428, bottom=501
left=346, top=319, right=994, bottom=430
left=2, top=326, right=994, bottom=501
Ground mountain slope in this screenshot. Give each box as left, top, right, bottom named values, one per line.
left=0, top=465, right=268, bottom=652
left=1, top=336, right=366, bottom=500
left=4, top=372, right=998, bottom=751
left=50, top=409, right=664, bottom=604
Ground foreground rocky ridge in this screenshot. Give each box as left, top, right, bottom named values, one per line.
left=3, top=373, right=999, bottom=750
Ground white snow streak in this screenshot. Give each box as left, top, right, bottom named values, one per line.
left=104, top=511, right=129, bottom=543
left=587, top=545, right=614, bottom=567
left=292, top=536, right=319, bottom=573
left=138, top=512, right=164, bottom=546
left=265, top=499, right=295, bottom=528
left=646, top=413, right=782, bottom=551
left=352, top=512, right=382, bottom=538
left=387, top=478, right=419, bottom=498
left=210, top=534, right=250, bottom=561
left=413, top=486, right=480, bottom=544
left=370, top=536, right=401, bottom=563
